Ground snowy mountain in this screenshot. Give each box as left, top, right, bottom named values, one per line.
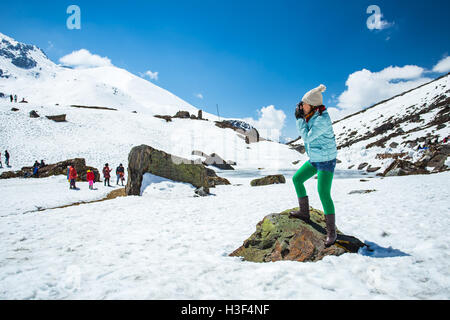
left=288, top=73, right=450, bottom=174
left=0, top=32, right=211, bottom=117
left=332, top=72, right=449, bottom=173
left=0, top=32, right=302, bottom=172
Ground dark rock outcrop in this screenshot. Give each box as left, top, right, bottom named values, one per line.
left=215, top=120, right=262, bottom=143
left=154, top=115, right=172, bottom=122
left=45, top=114, right=67, bottom=122
left=250, top=174, right=286, bottom=187
left=192, top=150, right=235, bottom=170
left=382, top=159, right=429, bottom=176
left=173, top=111, right=191, bottom=119
left=125, top=145, right=230, bottom=196
left=357, top=162, right=368, bottom=170
left=230, top=207, right=365, bottom=263
left=29, top=110, right=40, bottom=118
left=366, top=165, right=381, bottom=173
left=0, top=158, right=100, bottom=181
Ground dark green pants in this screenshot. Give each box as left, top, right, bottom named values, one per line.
left=292, top=161, right=335, bottom=215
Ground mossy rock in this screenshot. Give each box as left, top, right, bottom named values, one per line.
left=250, top=174, right=286, bottom=186
left=230, top=207, right=365, bottom=263
left=125, top=145, right=230, bottom=196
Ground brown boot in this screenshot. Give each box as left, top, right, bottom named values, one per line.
left=289, top=196, right=310, bottom=222
left=324, top=214, right=337, bottom=247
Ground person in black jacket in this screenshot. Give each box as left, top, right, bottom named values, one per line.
left=116, top=163, right=125, bottom=186
left=5, top=150, right=10, bottom=167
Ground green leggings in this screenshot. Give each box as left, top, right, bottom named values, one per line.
left=292, top=161, right=335, bottom=215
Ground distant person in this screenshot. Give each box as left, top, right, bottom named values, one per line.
left=19, top=98, right=28, bottom=103
left=69, top=165, right=77, bottom=189
left=86, top=170, right=95, bottom=190
left=14, top=95, right=17, bottom=103
left=9, top=95, right=13, bottom=103
left=39, top=160, right=46, bottom=168
left=32, top=163, right=39, bottom=178
left=33, top=160, right=39, bottom=168
left=4, top=150, right=10, bottom=167
left=66, top=166, right=71, bottom=181
left=103, top=163, right=112, bottom=187
left=116, top=163, right=125, bottom=186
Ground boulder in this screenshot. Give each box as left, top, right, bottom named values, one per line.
left=197, top=110, right=203, bottom=120
left=366, top=165, right=381, bottom=172
left=230, top=207, right=365, bottom=263
left=194, top=186, right=210, bottom=197
left=357, top=162, right=368, bottom=170
left=29, top=110, right=40, bottom=118
left=11, top=107, right=19, bottom=112
left=45, top=114, right=67, bottom=122
left=154, top=115, right=172, bottom=122
left=389, top=142, right=399, bottom=148
left=173, top=111, right=191, bottom=119
left=250, top=174, right=286, bottom=187
left=191, top=150, right=235, bottom=170
left=125, top=145, right=230, bottom=196
left=382, top=159, right=429, bottom=177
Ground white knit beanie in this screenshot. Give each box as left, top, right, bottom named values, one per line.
left=302, top=84, right=327, bottom=106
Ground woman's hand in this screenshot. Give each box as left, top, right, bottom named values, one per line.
left=295, top=102, right=304, bottom=119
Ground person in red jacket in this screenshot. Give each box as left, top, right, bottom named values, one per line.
left=69, top=166, right=77, bottom=189
left=86, top=170, right=95, bottom=190
left=102, top=163, right=112, bottom=187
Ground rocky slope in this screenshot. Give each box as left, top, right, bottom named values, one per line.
left=289, top=73, right=450, bottom=175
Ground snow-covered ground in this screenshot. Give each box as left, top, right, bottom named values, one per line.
left=1, top=170, right=448, bottom=299
left=0, top=175, right=116, bottom=217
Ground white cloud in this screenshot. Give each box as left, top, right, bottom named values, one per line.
left=59, top=49, right=112, bottom=69
left=432, top=56, right=450, bottom=73
left=195, top=93, right=204, bottom=99
left=143, top=70, right=159, bottom=81
left=334, top=65, right=432, bottom=121
left=243, top=105, right=286, bottom=141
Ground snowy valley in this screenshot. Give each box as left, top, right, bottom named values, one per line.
left=0, top=32, right=449, bottom=300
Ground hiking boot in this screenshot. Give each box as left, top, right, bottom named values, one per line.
left=289, top=196, right=310, bottom=222
left=324, top=214, right=337, bottom=247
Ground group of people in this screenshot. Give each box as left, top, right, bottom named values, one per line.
left=32, top=160, right=46, bottom=177
left=9, top=94, right=27, bottom=103
left=66, top=163, right=126, bottom=190
left=0, top=150, right=10, bottom=168
left=102, top=163, right=125, bottom=187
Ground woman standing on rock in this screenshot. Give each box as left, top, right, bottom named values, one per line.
left=289, top=84, right=338, bottom=247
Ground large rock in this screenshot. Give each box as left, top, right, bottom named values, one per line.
left=230, top=207, right=365, bottom=263
left=29, top=110, right=40, bottom=118
left=250, top=174, right=286, bottom=187
left=192, top=150, right=235, bottom=170
left=1, top=158, right=100, bottom=181
left=173, top=110, right=191, bottom=119
left=45, top=114, right=67, bottom=122
left=382, top=159, right=429, bottom=176
left=125, top=145, right=230, bottom=196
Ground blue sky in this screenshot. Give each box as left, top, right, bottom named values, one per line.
left=1, top=0, right=449, bottom=140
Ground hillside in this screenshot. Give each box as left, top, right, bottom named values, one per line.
left=0, top=33, right=301, bottom=173
left=289, top=73, right=450, bottom=175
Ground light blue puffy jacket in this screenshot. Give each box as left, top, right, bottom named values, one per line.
left=296, top=110, right=337, bottom=162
